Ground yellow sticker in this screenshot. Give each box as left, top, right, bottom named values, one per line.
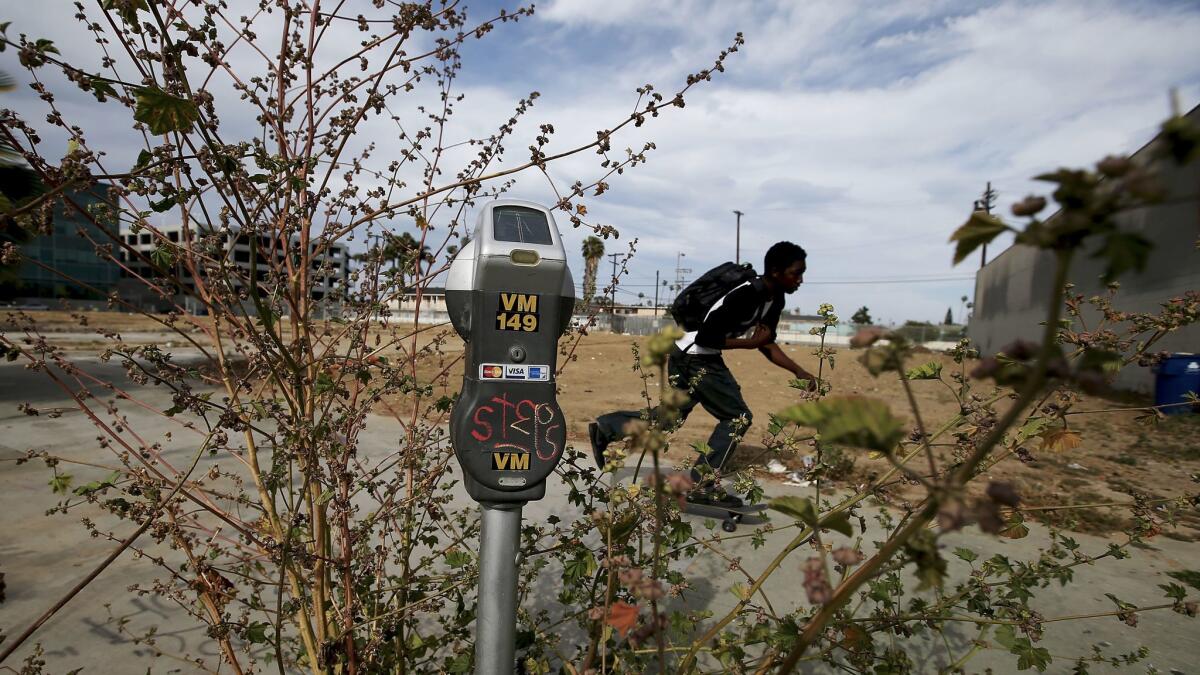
left=491, top=451, right=530, bottom=471
left=496, top=292, right=539, bottom=332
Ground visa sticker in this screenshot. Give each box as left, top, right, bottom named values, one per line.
left=478, top=363, right=551, bottom=381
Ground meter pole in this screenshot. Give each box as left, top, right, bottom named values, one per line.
left=475, top=502, right=523, bottom=675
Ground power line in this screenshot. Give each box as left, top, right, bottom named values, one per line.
left=801, top=276, right=975, bottom=285
left=591, top=274, right=974, bottom=288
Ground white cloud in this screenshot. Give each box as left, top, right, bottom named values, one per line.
left=2, top=0, right=1198, bottom=324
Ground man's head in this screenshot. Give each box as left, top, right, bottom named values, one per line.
left=763, top=241, right=807, bottom=294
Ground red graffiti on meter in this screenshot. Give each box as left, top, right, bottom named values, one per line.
left=469, top=392, right=561, bottom=460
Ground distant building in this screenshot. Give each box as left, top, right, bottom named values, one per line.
left=117, top=223, right=350, bottom=314
left=2, top=183, right=121, bottom=301
left=968, top=105, right=1200, bottom=393
left=391, top=287, right=450, bottom=324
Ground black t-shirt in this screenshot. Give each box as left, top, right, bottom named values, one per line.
left=693, top=277, right=784, bottom=351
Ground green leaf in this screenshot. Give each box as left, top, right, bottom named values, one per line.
left=149, top=195, right=176, bottom=213
left=1159, top=582, right=1187, bottom=601
left=1104, top=592, right=1135, bottom=611
left=49, top=473, right=73, bottom=494
left=667, top=519, right=692, bottom=547
left=245, top=621, right=270, bottom=644
left=776, top=397, right=905, bottom=453
left=1092, top=232, right=1152, bottom=283
left=994, top=624, right=1017, bottom=650
left=822, top=512, right=854, bottom=537
left=1076, top=348, right=1123, bottom=376
left=904, top=361, right=942, bottom=380
left=134, top=149, right=153, bottom=170
left=995, top=624, right=1051, bottom=671
left=998, top=513, right=1030, bottom=540
left=314, top=372, right=335, bottom=396
left=90, top=78, right=117, bottom=102
left=134, top=86, right=199, bottom=135
left=72, top=470, right=121, bottom=496
left=448, top=653, right=472, bottom=674
left=768, top=496, right=817, bottom=527
left=408, top=631, right=427, bottom=653
left=445, top=550, right=471, bottom=569
left=149, top=244, right=175, bottom=269
left=102, top=0, right=150, bottom=27
left=1016, top=417, right=1052, bottom=444
left=563, top=551, right=597, bottom=584
left=950, top=211, right=1010, bottom=265
left=1017, top=647, right=1051, bottom=672
left=954, top=547, right=978, bottom=563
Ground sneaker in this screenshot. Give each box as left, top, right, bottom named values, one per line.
left=588, top=422, right=609, bottom=468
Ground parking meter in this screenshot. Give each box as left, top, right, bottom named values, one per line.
left=447, top=199, right=575, bottom=504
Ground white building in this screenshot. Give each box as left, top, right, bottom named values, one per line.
left=390, top=287, right=451, bottom=324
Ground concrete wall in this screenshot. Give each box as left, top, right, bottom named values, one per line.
left=968, top=111, right=1200, bottom=393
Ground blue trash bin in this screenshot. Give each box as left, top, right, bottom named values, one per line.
left=1154, top=353, right=1200, bottom=415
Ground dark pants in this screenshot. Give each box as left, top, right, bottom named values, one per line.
left=595, top=347, right=752, bottom=483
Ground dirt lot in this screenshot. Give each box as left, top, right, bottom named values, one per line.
left=6, top=310, right=1199, bottom=538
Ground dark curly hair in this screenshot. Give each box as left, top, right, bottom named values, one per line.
left=764, top=241, right=807, bottom=274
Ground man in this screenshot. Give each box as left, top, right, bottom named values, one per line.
left=589, top=241, right=816, bottom=505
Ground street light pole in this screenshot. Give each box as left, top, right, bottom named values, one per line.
left=673, top=252, right=690, bottom=304
left=732, top=210, right=743, bottom=264
left=654, top=270, right=660, bottom=317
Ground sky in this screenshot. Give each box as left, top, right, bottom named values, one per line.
left=3, top=0, right=1199, bottom=324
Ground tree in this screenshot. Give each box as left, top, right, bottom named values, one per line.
left=944, top=306, right=954, bottom=325
left=383, top=231, right=433, bottom=284
left=0, top=5, right=748, bottom=672
left=581, top=235, right=605, bottom=307
left=851, top=305, right=872, bottom=325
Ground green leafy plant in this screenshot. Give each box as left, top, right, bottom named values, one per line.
left=0, top=3, right=1197, bottom=674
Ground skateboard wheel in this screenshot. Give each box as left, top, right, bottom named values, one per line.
left=722, top=519, right=737, bottom=533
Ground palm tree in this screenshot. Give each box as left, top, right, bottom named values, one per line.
left=383, top=232, right=432, bottom=273
left=581, top=235, right=604, bottom=307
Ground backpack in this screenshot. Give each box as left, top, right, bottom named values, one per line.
left=669, top=262, right=758, bottom=331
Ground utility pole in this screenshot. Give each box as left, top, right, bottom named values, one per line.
left=732, top=210, right=743, bottom=264
left=654, top=270, right=660, bottom=317
left=973, top=181, right=997, bottom=268
left=673, top=252, right=691, bottom=304
left=607, top=253, right=621, bottom=312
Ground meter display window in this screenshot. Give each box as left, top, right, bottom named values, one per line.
left=492, top=206, right=553, bottom=245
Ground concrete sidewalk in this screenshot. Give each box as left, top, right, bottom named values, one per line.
left=1, top=356, right=1196, bottom=673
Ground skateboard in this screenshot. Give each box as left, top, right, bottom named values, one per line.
left=683, top=500, right=768, bottom=532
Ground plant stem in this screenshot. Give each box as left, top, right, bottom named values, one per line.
left=775, top=250, right=1074, bottom=673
